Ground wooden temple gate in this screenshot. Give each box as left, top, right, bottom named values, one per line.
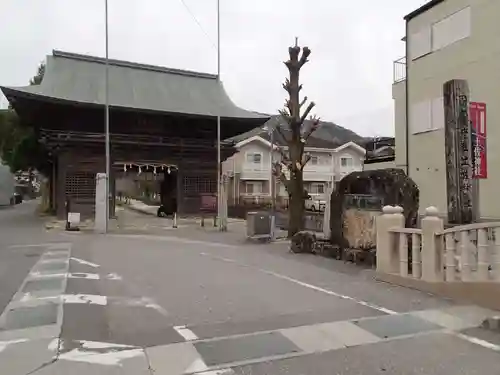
left=41, top=129, right=234, bottom=219
left=2, top=50, right=268, bottom=220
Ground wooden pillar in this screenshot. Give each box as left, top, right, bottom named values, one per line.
left=176, top=165, right=184, bottom=215
left=50, top=158, right=57, bottom=213
left=109, top=166, right=116, bottom=218
left=443, top=79, right=477, bottom=224
left=56, top=152, right=68, bottom=219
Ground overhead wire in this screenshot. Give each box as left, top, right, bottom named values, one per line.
left=178, top=0, right=217, bottom=51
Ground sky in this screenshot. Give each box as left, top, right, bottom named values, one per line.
left=0, top=0, right=429, bottom=137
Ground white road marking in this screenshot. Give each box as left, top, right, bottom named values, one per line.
left=70, top=257, right=100, bottom=268
left=39, top=258, right=69, bottom=264
left=69, top=273, right=100, bottom=280
left=28, top=272, right=68, bottom=279
left=37, top=273, right=123, bottom=281
left=110, top=235, right=398, bottom=315
left=58, top=344, right=144, bottom=366
left=174, top=325, right=199, bottom=341
left=201, top=253, right=398, bottom=315
left=45, top=250, right=70, bottom=257
left=48, top=339, right=59, bottom=351
left=0, top=339, right=29, bottom=353
left=195, top=369, right=235, bottom=375
left=261, top=270, right=397, bottom=315
left=111, top=297, right=168, bottom=315
left=62, top=294, right=107, bottom=305
left=456, top=333, right=500, bottom=351
left=61, top=340, right=135, bottom=350
left=19, top=294, right=108, bottom=305
left=8, top=243, right=65, bottom=249
left=106, top=273, right=122, bottom=281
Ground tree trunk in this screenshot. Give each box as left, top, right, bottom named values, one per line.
left=276, top=43, right=317, bottom=237
left=288, top=169, right=305, bottom=237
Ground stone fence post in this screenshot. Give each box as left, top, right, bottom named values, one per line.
left=322, top=187, right=333, bottom=239
left=421, top=206, right=444, bottom=282
left=376, top=206, right=404, bottom=274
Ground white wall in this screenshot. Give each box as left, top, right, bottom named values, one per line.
left=394, top=0, right=500, bottom=219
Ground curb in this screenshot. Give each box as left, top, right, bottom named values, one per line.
left=125, top=204, right=158, bottom=217
left=123, top=204, right=246, bottom=225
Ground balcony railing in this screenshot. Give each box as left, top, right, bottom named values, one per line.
left=240, top=164, right=270, bottom=180
left=393, top=57, right=406, bottom=83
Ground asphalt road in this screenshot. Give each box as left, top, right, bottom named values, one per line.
left=0, top=200, right=62, bottom=314
left=1, top=204, right=500, bottom=374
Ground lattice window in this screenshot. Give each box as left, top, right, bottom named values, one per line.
left=183, top=175, right=216, bottom=195
left=65, top=172, right=96, bottom=200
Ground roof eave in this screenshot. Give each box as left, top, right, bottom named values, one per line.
left=1, top=86, right=270, bottom=122
left=334, top=141, right=366, bottom=155
left=404, top=0, right=445, bottom=21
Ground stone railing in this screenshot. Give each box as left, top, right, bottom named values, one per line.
left=376, top=205, right=500, bottom=283
left=390, top=226, right=422, bottom=279
left=439, top=222, right=500, bottom=282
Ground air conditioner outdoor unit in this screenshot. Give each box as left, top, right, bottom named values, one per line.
left=246, top=211, right=273, bottom=240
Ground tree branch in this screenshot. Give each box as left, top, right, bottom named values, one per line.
left=273, top=162, right=290, bottom=191
left=286, top=46, right=301, bottom=68
left=299, top=96, right=308, bottom=109
left=299, top=47, right=311, bottom=67
left=278, top=110, right=292, bottom=127
left=300, top=101, right=315, bottom=125
left=282, top=78, right=291, bottom=93
left=303, top=116, right=321, bottom=141
left=275, top=145, right=290, bottom=164
left=301, top=153, right=312, bottom=168
left=275, top=125, right=289, bottom=145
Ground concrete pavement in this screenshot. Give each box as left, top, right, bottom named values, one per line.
left=1, top=203, right=500, bottom=374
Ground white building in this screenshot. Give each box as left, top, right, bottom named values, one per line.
left=222, top=128, right=365, bottom=204
left=392, top=0, right=500, bottom=220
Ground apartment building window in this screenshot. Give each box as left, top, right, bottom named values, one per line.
left=409, top=26, right=432, bottom=60
left=410, top=6, right=471, bottom=61
left=411, top=97, right=445, bottom=134
left=340, top=157, right=353, bottom=167
left=246, top=152, right=262, bottom=164
left=245, top=181, right=263, bottom=195
left=309, top=182, right=325, bottom=194
left=310, top=156, right=319, bottom=165
left=432, top=7, right=471, bottom=51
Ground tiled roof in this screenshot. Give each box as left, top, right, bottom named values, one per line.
left=1, top=50, right=268, bottom=120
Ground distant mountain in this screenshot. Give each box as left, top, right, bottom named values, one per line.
left=311, top=119, right=365, bottom=145
left=229, top=115, right=364, bottom=146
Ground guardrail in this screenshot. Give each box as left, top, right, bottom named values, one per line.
left=393, top=57, right=406, bottom=83
left=377, top=206, right=500, bottom=283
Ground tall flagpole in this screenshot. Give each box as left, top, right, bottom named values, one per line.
left=104, top=0, right=111, bottom=232
left=216, top=0, right=222, bottom=231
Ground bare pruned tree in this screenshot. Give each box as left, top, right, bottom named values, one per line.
left=273, top=40, right=321, bottom=237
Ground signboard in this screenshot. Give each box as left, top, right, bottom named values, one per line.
left=68, top=212, right=81, bottom=225
left=200, top=194, right=217, bottom=213
left=456, top=94, right=474, bottom=222
left=470, top=102, right=487, bottom=179
left=444, top=80, right=480, bottom=224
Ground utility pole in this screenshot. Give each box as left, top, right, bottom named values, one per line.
left=104, top=0, right=111, bottom=232
left=216, top=0, right=224, bottom=231
left=269, top=127, right=276, bottom=239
